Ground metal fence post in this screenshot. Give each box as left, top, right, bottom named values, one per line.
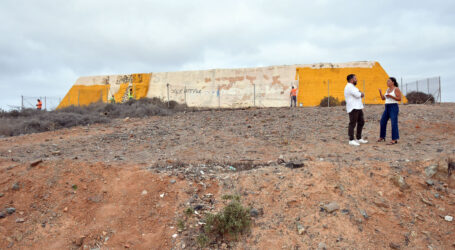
left=439, top=76, right=442, bottom=103
left=400, top=78, right=403, bottom=104
left=253, top=84, right=256, bottom=107
left=405, top=83, right=408, bottom=97
left=166, top=83, right=170, bottom=107
left=327, top=80, right=330, bottom=107
left=21, top=95, right=24, bottom=110
left=427, top=78, right=430, bottom=95
left=218, top=85, right=220, bottom=109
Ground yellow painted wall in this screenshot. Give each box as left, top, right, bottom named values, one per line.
left=57, top=84, right=109, bottom=108
left=113, top=83, right=130, bottom=103
left=296, top=62, right=407, bottom=106
left=132, top=73, right=151, bottom=99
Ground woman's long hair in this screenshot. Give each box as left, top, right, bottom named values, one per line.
left=389, top=77, right=398, bottom=87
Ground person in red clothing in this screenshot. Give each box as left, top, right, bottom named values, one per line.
left=36, top=99, right=42, bottom=110
left=290, top=86, right=297, bottom=107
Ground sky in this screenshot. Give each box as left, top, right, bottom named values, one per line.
left=1, top=0, right=454, bottom=110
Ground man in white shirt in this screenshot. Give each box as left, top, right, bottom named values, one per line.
left=344, top=74, right=368, bottom=146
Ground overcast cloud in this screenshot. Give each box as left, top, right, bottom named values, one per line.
left=1, top=0, right=454, bottom=109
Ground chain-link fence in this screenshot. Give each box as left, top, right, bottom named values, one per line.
left=401, top=77, right=441, bottom=104
left=306, top=76, right=442, bottom=107
left=20, top=96, right=62, bottom=111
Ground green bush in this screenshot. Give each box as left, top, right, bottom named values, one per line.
left=203, top=201, right=251, bottom=240
left=184, top=207, right=195, bottom=216
left=196, top=234, right=210, bottom=248
left=221, top=194, right=241, bottom=202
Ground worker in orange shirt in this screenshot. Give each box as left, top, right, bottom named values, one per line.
left=290, top=86, right=297, bottom=107
left=36, top=99, right=42, bottom=110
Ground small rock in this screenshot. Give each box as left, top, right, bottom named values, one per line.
left=296, top=222, right=305, bottom=235
left=12, top=182, right=20, bottom=191
left=341, top=209, right=350, bottom=214
left=63, top=207, right=68, bottom=212
left=323, top=202, right=340, bottom=213
left=88, top=195, right=103, bottom=203
left=434, top=193, right=440, bottom=199
left=425, top=165, right=438, bottom=178
left=0, top=212, right=6, bottom=218
left=16, top=218, right=25, bottom=223
left=360, top=209, right=369, bottom=219
left=250, top=208, right=260, bottom=217
left=390, top=174, right=410, bottom=191
left=172, top=233, right=178, bottom=238
left=6, top=207, right=16, bottom=214
left=141, top=190, right=148, bottom=195
left=193, top=204, right=204, bottom=211
left=285, top=161, right=304, bottom=169
left=160, top=193, right=165, bottom=198
left=318, top=242, right=327, bottom=250
left=420, top=197, right=434, bottom=206
left=389, top=242, right=400, bottom=249
left=30, top=159, right=43, bottom=167
left=0, top=193, right=4, bottom=197
left=373, top=197, right=389, bottom=208
left=277, top=155, right=285, bottom=164
left=425, top=179, right=435, bottom=186
left=170, top=179, right=176, bottom=184
left=445, top=215, right=453, bottom=222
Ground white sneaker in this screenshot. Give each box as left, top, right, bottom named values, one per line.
left=349, top=140, right=360, bottom=146
left=357, top=139, right=368, bottom=144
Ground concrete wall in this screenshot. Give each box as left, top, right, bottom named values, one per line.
left=147, top=65, right=298, bottom=108
left=58, top=61, right=402, bottom=109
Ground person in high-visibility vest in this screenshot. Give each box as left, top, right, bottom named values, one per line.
left=128, top=89, right=134, bottom=100
left=109, top=95, right=115, bottom=104
left=36, top=99, right=42, bottom=110
left=290, top=86, right=297, bottom=107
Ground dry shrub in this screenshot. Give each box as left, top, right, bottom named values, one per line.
left=406, top=91, right=435, bottom=104
left=319, top=96, right=341, bottom=107
left=0, top=98, right=192, bottom=137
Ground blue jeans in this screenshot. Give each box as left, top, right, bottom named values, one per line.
left=380, top=104, right=399, bottom=140
left=291, top=96, right=297, bottom=107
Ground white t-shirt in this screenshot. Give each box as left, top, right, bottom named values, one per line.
left=344, top=83, right=364, bottom=113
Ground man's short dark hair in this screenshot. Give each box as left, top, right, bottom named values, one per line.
left=347, top=74, right=356, bottom=82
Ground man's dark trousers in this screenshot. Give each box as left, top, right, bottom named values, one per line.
left=348, top=109, right=364, bottom=140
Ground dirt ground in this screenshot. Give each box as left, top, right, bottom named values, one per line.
left=0, top=104, right=454, bottom=249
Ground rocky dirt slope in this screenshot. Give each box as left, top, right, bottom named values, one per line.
left=0, top=104, right=454, bottom=249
